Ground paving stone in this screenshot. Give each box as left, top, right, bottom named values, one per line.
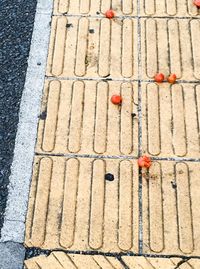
left=53, top=0, right=137, bottom=16
left=122, top=256, right=181, bottom=269
left=141, top=83, right=200, bottom=158
left=142, top=160, right=200, bottom=256
left=25, top=156, right=139, bottom=252
left=46, top=16, right=138, bottom=79
left=140, top=0, right=200, bottom=17
left=36, top=80, right=138, bottom=157
left=141, top=18, right=200, bottom=81
left=24, top=253, right=124, bottom=269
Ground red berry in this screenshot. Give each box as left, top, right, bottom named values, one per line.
left=194, top=0, right=200, bottom=7
left=167, top=74, right=177, bottom=84
left=105, top=10, right=115, bottom=19
left=154, top=73, right=165, bottom=83
left=138, top=156, right=152, bottom=168
left=111, top=95, right=122, bottom=105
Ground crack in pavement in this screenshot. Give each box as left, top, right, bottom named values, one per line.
left=174, top=258, right=191, bottom=269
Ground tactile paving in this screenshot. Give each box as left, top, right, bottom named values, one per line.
left=46, top=16, right=138, bottom=79
left=53, top=0, right=137, bottom=16
left=24, top=253, right=124, bottom=269
left=141, top=83, right=200, bottom=158
left=36, top=80, right=138, bottom=157
left=122, top=256, right=181, bottom=269
left=140, top=0, right=200, bottom=17
left=141, top=18, right=200, bottom=81
left=142, top=160, right=200, bottom=256
left=25, top=156, right=139, bottom=252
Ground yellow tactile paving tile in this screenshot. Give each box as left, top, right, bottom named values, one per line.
left=140, top=0, right=200, bottom=17
left=122, top=256, right=181, bottom=269
left=53, top=0, right=137, bottom=16
left=36, top=80, right=138, bottom=157
left=142, top=160, right=200, bottom=256
left=141, top=18, right=200, bottom=81
left=142, top=83, right=200, bottom=158
left=25, top=156, right=139, bottom=252
left=24, top=253, right=124, bottom=269
left=46, top=16, right=138, bottom=79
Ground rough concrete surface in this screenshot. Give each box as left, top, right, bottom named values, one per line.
left=0, top=242, right=25, bottom=269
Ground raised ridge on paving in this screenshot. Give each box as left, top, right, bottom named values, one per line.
left=122, top=256, right=200, bottom=268
left=141, top=18, right=200, bottom=81
left=24, top=253, right=124, bottom=269
left=53, top=0, right=137, bottom=16
left=142, top=83, right=200, bottom=158
left=140, top=0, right=200, bottom=17
left=142, top=160, right=200, bottom=256
left=122, top=256, right=181, bottom=269
left=36, top=80, right=138, bottom=156
left=24, top=254, right=200, bottom=269
left=46, top=16, right=138, bottom=79
left=25, top=156, right=139, bottom=252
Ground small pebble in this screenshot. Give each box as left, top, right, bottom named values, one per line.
left=105, top=173, right=114, bottom=181
left=89, top=29, right=95, bottom=34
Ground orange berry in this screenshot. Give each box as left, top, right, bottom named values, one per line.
left=167, top=74, right=177, bottom=84
left=194, top=0, right=200, bottom=7
left=105, top=10, right=115, bottom=19
left=138, top=156, right=152, bottom=168
left=154, top=73, right=165, bottom=83
left=111, top=95, right=122, bottom=105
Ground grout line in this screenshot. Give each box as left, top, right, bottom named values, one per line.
left=52, top=13, right=200, bottom=20
left=25, top=247, right=200, bottom=260
left=137, top=0, right=143, bottom=254
left=0, top=1, right=53, bottom=243
left=46, top=75, right=200, bottom=84
left=35, top=152, right=138, bottom=160
left=35, top=152, right=200, bottom=163
left=149, top=156, right=200, bottom=162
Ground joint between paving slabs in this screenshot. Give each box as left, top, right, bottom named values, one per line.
left=52, top=13, right=200, bottom=20
left=46, top=76, right=200, bottom=84
left=24, top=247, right=200, bottom=262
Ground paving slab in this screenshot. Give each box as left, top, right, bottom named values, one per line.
left=26, top=254, right=200, bottom=269
left=24, top=253, right=124, bottom=269
left=122, top=256, right=181, bottom=269
left=46, top=16, right=138, bottom=79
left=141, top=18, right=200, bottom=81
left=25, top=156, right=139, bottom=252
left=142, top=160, right=200, bottom=256
left=140, top=0, right=200, bottom=17
left=141, top=83, right=200, bottom=158
left=53, top=0, right=137, bottom=16
left=36, top=80, right=138, bottom=157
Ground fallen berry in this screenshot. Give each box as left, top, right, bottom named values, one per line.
left=105, top=10, right=115, bottom=19
left=154, top=73, right=165, bottom=83
left=167, top=74, right=177, bottom=84
left=111, top=95, right=122, bottom=105
left=138, top=156, right=152, bottom=168
left=194, top=0, right=200, bottom=7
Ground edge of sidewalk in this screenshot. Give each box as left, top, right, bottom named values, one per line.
left=0, top=0, right=53, bottom=243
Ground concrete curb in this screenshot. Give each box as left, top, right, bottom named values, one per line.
left=0, top=0, right=53, bottom=243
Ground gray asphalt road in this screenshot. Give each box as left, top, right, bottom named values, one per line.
left=0, top=0, right=37, bottom=235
